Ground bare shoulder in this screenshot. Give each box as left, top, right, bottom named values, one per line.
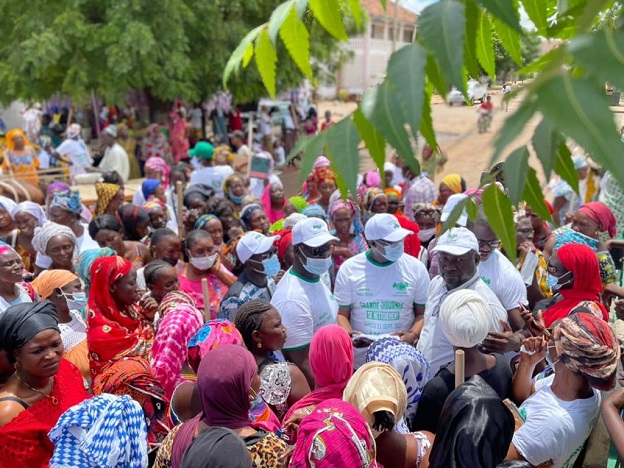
left=0, top=396, right=26, bottom=428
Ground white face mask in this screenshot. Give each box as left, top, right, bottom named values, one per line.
left=190, top=253, right=218, bottom=271
left=418, top=228, right=436, bottom=242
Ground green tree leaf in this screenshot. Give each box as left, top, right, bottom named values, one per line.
left=242, top=44, right=254, bottom=68
left=288, top=132, right=328, bottom=184
left=522, top=168, right=552, bottom=222
left=477, top=0, right=522, bottom=33
left=476, top=12, right=496, bottom=78
left=503, top=146, right=529, bottom=204
left=482, top=185, right=516, bottom=258
left=420, top=87, right=438, bottom=152
left=347, top=0, right=364, bottom=30
left=531, top=119, right=556, bottom=180
left=309, top=0, right=348, bottom=41
left=492, top=17, right=523, bottom=66
left=425, top=53, right=448, bottom=98
left=269, top=0, right=295, bottom=44
left=442, top=197, right=471, bottom=232
left=353, top=108, right=386, bottom=173
left=296, top=0, right=309, bottom=18
left=464, top=0, right=481, bottom=78
left=360, top=81, right=414, bottom=166
left=387, top=43, right=427, bottom=141
left=418, top=0, right=466, bottom=93
left=571, top=29, right=624, bottom=92
left=324, top=118, right=361, bottom=196
left=491, top=98, right=537, bottom=164
left=224, top=24, right=265, bottom=87
left=521, top=0, right=548, bottom=32
left=535, top=74, right=624, bottom=190
left=254, top=28, right=278, bottom=98
left=279, top=6, right=313, bottom=79
left=553, top=141, right=579, bottom=194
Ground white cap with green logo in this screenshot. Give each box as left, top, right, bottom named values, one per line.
left=433, top=227, right=479, bottom=256
left=292, top=218, right=339, bottom=247
left=364, top=213, right=412, bottom=242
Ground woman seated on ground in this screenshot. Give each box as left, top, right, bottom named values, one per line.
left=283, top=325, right=354, bottom=433
left=0, top=245, right=36, bottom=313
left=8, top=201, right=46, bottom=273
left=31, top=270, right=89, bottom=379
left=428, top=376, right=515, bottom=468
left=165, top=345, right=287, bottom=468
left=0, top=301, right=89, bottom=466
left=538, top=243, right=608, bottom=328
left=94, top=182, right=125, bottom=218
left=507, top=313, right=619, bottom=467
left=344, top=361, right=433, bottom=468
left=0, top=196, right=17, bottom=241
left=367, top=337, right=431, bottom=433
left=543, top=201, right=617, bottom=285
left=414, top=290, right=512, bottom=433
left=89, top=214, right=151, bottom=267
left=234, top=300, right=310, bottom=419
left=32, top=221, right=78, bottom=275
left=179, top=229, right=235, bottom=318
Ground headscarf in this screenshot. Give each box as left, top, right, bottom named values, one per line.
left=194, top=214, right=218, bottom=230
left=143, top=199, right=168, bottom=216
left=144, top=156, right=171, bottom=189
left=276, top=229, right=293, bottom=266
left=309, top=167, right=336, bottom=186
left=357, top=171, right=382, bottom=201
left=262, top=182, right=285, bottom=224
left=289, top=196, right=308, bottom=213
left=75, top=247, right=116, bottom=292
left=343, top=362, right=407, bottom=431
left=0, top=196, right=17, bottom=215
left=329, top=198, right=364, bottom=235
left=578, top=201, right=618, bottom=238
left=362, top=187, right=386, bottom=212
left=95, top=183, right=122, bottom=217
left=440, top=290, right=495, bottom=348
left=197, top=344, right=257, bottom=429
left=46, top=181, right=71, bottom=197
left=119, top=205, right=150, bottom=241
left=441, top=174, right=464, bottom=194
left=302, top=204, right=327, bottom=220
left=48, top=394, right=148, bottom=468
left=413, top=203, right=442, bottom=223
left=181, top=427, right=251, bottom=468
left=289, top=399, right=380, bottom=468
left=11, top=201, right=46, bottom=225
left=51, top=191, right=83, bottom=215
left=283, top=213, right=307, bottom=229
left=554, top=313, right=620, bottom=391
left=384, top=187, right=403, bottom=200
left=0, top=301, right=59, bottom=359
left=283, top=325, right=354, bottom=422
left=32, top=220, right=77, bottom=256
left=31, top=270, right=78, bottom=300
left=543, top=243, right=608, bottom=327
left=182, top=184, right=214, bottom=208
left=187, top=319, right=244, bottom=373
left=313, top=155, right=331, bottom=169
left=141, top=179, right=161, bottom=202
left=5, top=129, right=31, bottom=150
left=366, top=338, right=430, bottom=433
left=66, top=123, right=82, bottom=139
left=240, top=203, right=264, bottom=230
left=428, top=375, right=514, bottom=468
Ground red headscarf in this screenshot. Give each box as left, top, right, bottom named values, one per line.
left=276, top=229, right=293, bottom=267
left=578, top=202, right=618, bottom=238
left=543, top=243, right=608, bottom=328
left=282, top=325, right=354, bottom=423
left=309, top=167, right=336, bottom=186
left=87, top=256, right=154, bottom=376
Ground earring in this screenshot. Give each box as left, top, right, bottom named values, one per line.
left=257, top=342, right=262, bottom=349
left=15, top=360, right=21, bottom=371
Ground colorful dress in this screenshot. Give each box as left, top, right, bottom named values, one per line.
left=179, top=266, right=234, bottom=320
left=329, top=232, right=368, bottom=286
left=3, top=147, right=39, bottom=186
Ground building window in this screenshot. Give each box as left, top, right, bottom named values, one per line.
left=371, top=23, right=384, bottom=39
left=403, top=28, right=414, bottom=42
left=388, top=27, right=395, bottom=41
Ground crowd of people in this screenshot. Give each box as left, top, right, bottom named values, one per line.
left=1, top=103, right=624, bottom=468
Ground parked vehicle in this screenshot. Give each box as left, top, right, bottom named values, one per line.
left=447, top=79, right=488, bottom=106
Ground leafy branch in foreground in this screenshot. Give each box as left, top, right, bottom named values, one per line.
left=225, top=0, right=624, bottom=257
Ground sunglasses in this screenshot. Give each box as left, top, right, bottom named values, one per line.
left=301, top=243, right=334, bottom=257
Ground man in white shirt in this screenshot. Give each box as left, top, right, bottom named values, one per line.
left=417, top=227, right=508, bottom=372
left=472, top=215, right=528, bottom=354
left=335, top=213, right=429, bottom=367
left=189, top=141, right=234, bottom=197
left=55, top=123, right=92, bottom=178
left=90, top=125, right=130, bottom=181
left=271, top=217, right=339, bottom=387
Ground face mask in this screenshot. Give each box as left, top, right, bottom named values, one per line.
left=62, top=291, right=88, bottom=314
left=546, top=271, right=572, bottom=292
left=379, top=242, right=404, bottom=262
left=255, top=254, right=281, bottom=277
left=229, top=193, right=244, bottom=204
left=302, top=254, right=333, bottom=276
left=190, top=254, right=218, bottom=271
left=162, top=257, right=179, bottom=267
left=545, top=345, right=559, bottom=371
left=418, top=228, right=436, bottom=242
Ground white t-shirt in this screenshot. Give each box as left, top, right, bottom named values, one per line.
left=190, top=108, right=203, bottom=129
left=478, top=250, right=527, bottom=310
left=99, top=143, right=130, bottom=181
left=513, top=375, right=600, bottom=468
left=189, top=165, right=234, bottom=197
left=56, top=139, right=92, bottom=175
left=417, top=273, right=508, bottom=372
left=270, top=269, right=338, bottom=350
left=334, top=251, right=429, bottom=367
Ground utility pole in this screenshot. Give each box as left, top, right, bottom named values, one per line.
left=391, top=0, right=400, bottom=52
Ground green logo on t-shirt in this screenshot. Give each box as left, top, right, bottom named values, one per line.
left=481, top=275, right=491, bottom=285
left=392, top=282, right=408, bottom=291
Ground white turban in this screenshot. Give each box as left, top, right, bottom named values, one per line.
left=283, top=213, right=307, bottom=229
left=0, top=196, right=17, bottom=215
left=440, top=289, right=493, bottom=348
left=32, top=221, right=77, bottom=256
left=11, top=201, right=47, bottom=226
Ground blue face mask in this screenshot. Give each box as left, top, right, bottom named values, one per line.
left=229, top=193, right=244, bottom=204
left=257, top=254, right=281, bottom=277
left=62, top=291, right=88, bottom=318
left=546, top=271, right=572, bottom=292
left=380, top=241, right=404, bottom=262
left=302, top=255, right=333, bottom=276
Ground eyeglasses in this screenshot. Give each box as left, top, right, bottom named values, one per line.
left=375, top=239, right=402, bottom=248
left=478, top=239, right=501, bottom=249
left=302, top=243, right=334, bottom=257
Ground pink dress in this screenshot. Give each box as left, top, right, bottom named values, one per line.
left=179, top=265, right=234, bottom=320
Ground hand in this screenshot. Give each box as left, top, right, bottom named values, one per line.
left=482, top=320, right=522, bottom=353
left=604, top=378, right=624, bottom=410
left=274, top=269, right=285, bottom=284
left=518, top=241, right=534, bottom=254
left=209, top=254, right=222, bottom=274
left=518, top=336, right=547, bottom=367
left=139, top=295, right=159, bottom=321
left=520, top=305, right=548, bottom=338
left=392, top=330, right=418, bottom=345
left=615, top=299, right=624, bottom=322
left=219, top=251, right=235, bottom=272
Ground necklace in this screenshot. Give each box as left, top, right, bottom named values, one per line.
left=14, top=372, right=58, bottom=405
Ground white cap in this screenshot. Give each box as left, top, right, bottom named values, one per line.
left=292, top=218, right=338, bottom=247
left=236, top=231, right=280, bottom=264
left=440, top=193, right=468, bottom=227
left=383, top=161, right=396, bottom=173
left=103, top=125, right=117, bottom=138
left=284, top=213, right=307, bottom=229
left=433, top=227, right=479, bottom=256
left=364, top=213, right=412, bottom=242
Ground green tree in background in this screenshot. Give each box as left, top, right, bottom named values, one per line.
left=0, top=0, right=351, bottom=110
left=494, top=31, right=541, bottom=82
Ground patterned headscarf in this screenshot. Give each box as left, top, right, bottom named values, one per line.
left=302, top=204, right=327, bottom=220
left=194, top=214, right=218, bottom=230
left=554, top=312, right=620, bottom=391
left=143, top=200, right=167, bottom=215
left=413, top=203, right=442, bottom=223
left=94, top=183, right=122, bottom=217
left=239, top=203, right=264, bottom=230
left=309, top=167, right=336, bottom=186
left=51, top=191, right=83, bottom=215
left=186, top=319, right=243, bottom=373
left=362, top=187, right=386, bottom=212
left=329, top=198, right=364, bottom=236
left=46, top=181, right=71, bottom=197
left=32, top=220, right=77, bottom=256
left=11, top=201, right=47, bottom=226
left=144, top=156, right=171, bottom=189
left=6, top=129, right=31, bottom=151
left=75, top=247, right=116, bottom=293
